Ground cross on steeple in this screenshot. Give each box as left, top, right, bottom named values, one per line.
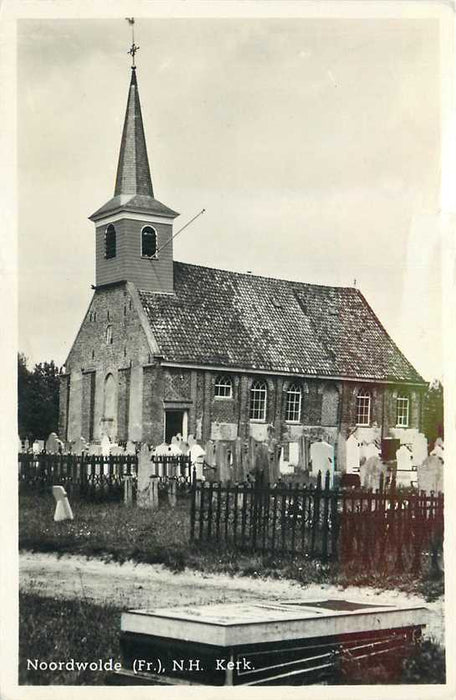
left=125, top=17, right=139, bottom=67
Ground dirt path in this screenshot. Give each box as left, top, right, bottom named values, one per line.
left=20, top=552, right=445, bottom=646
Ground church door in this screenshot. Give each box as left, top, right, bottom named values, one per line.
left=165, top=409, right=188, bottom=443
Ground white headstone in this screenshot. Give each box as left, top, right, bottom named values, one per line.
left=32, top=440, right=44, bottom=454
left=288, top=442, right=299, bottom=466
left=396, top=444, right=413, bottom=471
left=431, top=438, right=444, bottom=461
left=345, top=434, right=360, bottom=473
left=45, top=432, right=61, bottom=454
left=190, top=444, right=206, bottom=480
left=310, top=441, right=334, bottom=486
left=100, top=434, right=111, bottom=457
left=359, top=456, right=386, bottom=490
left=417, top=455, right=444, bottom=493
left=52, top=485, right=74, bottom=521
left=88, top=443, right=101, bottom=456
left=137, top=444, right=154, bottom=492
left=411, top=433, right=428, bottom=467
left=110, top=444, right=125, bottom=456
left=125, top=440, right=136, bottom=455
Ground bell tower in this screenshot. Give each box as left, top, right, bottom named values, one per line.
left=89, top=56, right=179, bottom=293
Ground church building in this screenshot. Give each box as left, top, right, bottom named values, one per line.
left=59, top=63, right=426, bottom=470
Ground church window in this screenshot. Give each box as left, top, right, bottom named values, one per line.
left=356, top=389, right=371, bottom=426
left=105, top=224, right=116, bottom=259
left=396, top=394, right=410, bottom=427
left=285, top=383, right=302, bottom=422
left=215, top=375, right=232, bottom=399
left=103, top=373, right=116, bottom=420
left=105, top=325, right=113, bottom=344
left=250, top=380, right=267, bottom=421
left=141, top=226, right=157, bottom=258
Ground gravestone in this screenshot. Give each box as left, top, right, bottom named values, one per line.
left=417, top=455, right=444, bottom=493
left=125, top=440, right=136, bottom=455
left=88, top=443, right=101, bottom=456
left=52, top=485, right=74, bottom=521
left=396, top=444, right=413, bottom=471
left=190, top=444, right=206, bottom=480
left=215, top=442, right=231, bottom=483
left=345, top=434, right=359, bottom=473
left=137, top=444, right=156, bottom=508
left=411, top=433, right=428, bottom=467
left=359, top=456, right=387, bottom=490
left=288, top=442, right=299, bottom=466
left=73, top=436, right=89, bottom=454
left=253, top=443, right=270, bottom=484
left=310, top=441, right=334, bottom=486
left=45, top=432, right=62, bottom=454
left=431, top=438, right=444, bottom=460
left=32, top=440, right=44, bottom=454
left=114, top=599, right=429, bottom=686
left=204, top=440, right=217, bottom=482
left=110, top=444, right=125, bottom=456
left=100, top=434, right=111, bottom=456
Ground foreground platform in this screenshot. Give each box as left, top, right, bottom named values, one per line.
left=111, top=598, right=428, bottom=685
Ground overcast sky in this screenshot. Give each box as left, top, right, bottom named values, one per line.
left=18, top=17, right=442, bottom=380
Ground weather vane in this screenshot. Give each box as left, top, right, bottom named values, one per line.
left=125, top=17, right=139, bottom=67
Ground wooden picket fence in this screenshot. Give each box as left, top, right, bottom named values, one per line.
left=18, top=452, right=192, bottom=502
left=190, top=471, right=444, bottom=574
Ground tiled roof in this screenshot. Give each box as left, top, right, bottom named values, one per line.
left=89, top=194, right=179, bottom=221
left=138, top=262, right=424, bottom=384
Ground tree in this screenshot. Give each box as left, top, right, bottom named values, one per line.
left=18, top=354, right=61, bottom=441
left=422, top=379, right=444, bottom=449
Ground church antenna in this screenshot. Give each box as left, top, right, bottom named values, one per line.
left=155, top=209, right=206, bottom=255
left=126, top=17, right=139, bottom=67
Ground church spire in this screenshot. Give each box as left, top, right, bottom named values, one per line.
left=114, top=67, right=154, bottom=197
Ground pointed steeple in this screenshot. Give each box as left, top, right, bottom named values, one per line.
left=114, top=67, right=154, bottom=197
left=90, top=67, right=178, bottom=222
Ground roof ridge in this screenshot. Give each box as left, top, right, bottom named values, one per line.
left=173, top=259, right=356, bottom=292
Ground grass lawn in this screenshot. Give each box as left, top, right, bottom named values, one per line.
left=19, top=491, right=444, bottom=601
left=19, top=592, right=445, bottom=685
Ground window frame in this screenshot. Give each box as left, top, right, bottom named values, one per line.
left=249, top=380, right=268, bottom=422
left=356, top=389, right=371, bottom=426
left=396, top=394, right=410, bottom=428
left=214, top=375, right=233, bottom=400
left=285, top=383, right=302, bottom=423
left=105, top=324, right=113, bottom=345
left=141, top=225, right=158, bottom=259
left=104, top=224, right=117, bottom=260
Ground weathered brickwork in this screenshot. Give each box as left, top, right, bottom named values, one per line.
left=117, top=368, right=131, bottom=441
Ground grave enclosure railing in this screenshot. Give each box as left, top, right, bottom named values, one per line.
left=190, top=471, right=444, bottom=574
left=18, top=452, right=192, bottom=502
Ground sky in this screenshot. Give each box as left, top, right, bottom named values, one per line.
left=17, top=16, right=442, bottom=380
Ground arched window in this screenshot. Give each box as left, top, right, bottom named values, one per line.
left=141, top=226, right=157, bottom=258
left=285, top=383, right=302, bottom=422
left=103, top=373, right=116, bottom=420
left=105, top=325, right=113, bottom=345
left=105, top=224, right=116, bottom=259
left=356, top=389, right=371, bottom=426
left=249, top=380, right=267, bottom=421
left=214, top=375, right=232, bottom=399
left=396, top=393, right=410, bottom=427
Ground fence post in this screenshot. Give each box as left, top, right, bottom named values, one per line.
left=149, top=476, right=159, bottom=509
left=168, top=478, right=177, bottom=508
left=124, top=476, right=133, bottom=505
left=190, top=467, right=197, bottom=541
left=321, top=470, right=331, bottom=562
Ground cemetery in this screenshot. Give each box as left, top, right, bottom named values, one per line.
left=17, top=20, right=446, bottom=689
